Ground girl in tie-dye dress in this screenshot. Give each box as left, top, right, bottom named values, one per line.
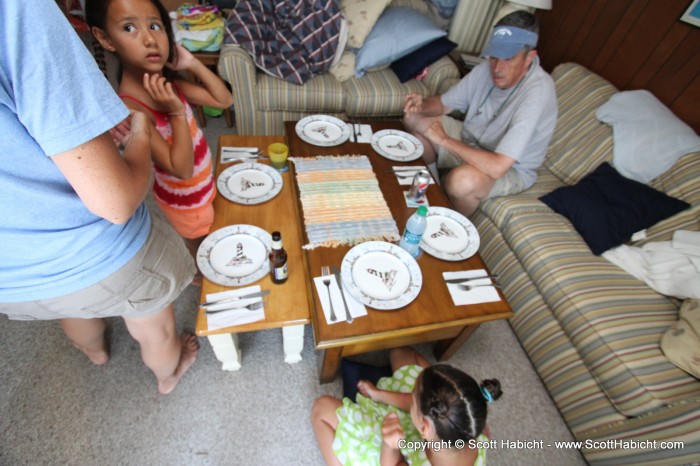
left=87, top=0, right=233, bottom=273
left=312, top=347, right=502, bottom=465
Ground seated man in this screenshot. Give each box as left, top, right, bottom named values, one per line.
left=403, top=11, right=557, bottom=216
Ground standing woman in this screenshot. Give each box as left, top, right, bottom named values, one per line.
left=0, top=0, right=198, bottom=395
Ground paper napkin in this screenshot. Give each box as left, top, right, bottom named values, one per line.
left=350, top=124, right=373, bottom=143
left=220, top=147, right=259, bottom=164
left=443, top=270, right=501, bottom=306
left=313, top=275, right=367, bottom=324
left=204, top=285, right=266, bottom=330
left=392, top=166, right=437, bottom=186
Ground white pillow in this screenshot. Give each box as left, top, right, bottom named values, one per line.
left=341, top=0, right=392, bottom=49
left=596, top=90, right=700, bottom=183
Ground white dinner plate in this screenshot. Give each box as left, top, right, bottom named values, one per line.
left=217, top=162, right=283, bottom=205
left=420, top=207, right=480, bottom=261
left=196, top=225, right=271, bottom=286
left=370, top=129, right=424, bottom=162
left=295, top=115, right=351, bottom=147
left=341, top=241, right=422, bottom=310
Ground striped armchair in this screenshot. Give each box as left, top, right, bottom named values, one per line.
left=472, top=63, right=700, bottom=465
left=217, top=43, right=459, bottom=136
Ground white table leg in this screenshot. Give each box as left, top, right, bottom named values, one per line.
left=206, top=332, right=242, bottom=371
left=282, top=324, right=305, bottom=364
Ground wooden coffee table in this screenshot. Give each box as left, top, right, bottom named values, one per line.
left=285, top=121, right=513, bottom=383
left=195, top=135, right=311, bottom=371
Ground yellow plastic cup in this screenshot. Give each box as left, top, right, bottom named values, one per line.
left=268, top=143, right=289, bottom=172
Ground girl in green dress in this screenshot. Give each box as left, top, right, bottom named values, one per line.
left=312, top=347, right=502, bottom=466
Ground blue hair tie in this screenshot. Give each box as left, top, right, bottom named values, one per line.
left=480, top=386, right=493, bottom=403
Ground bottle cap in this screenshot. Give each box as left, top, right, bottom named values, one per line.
left=271, top=231, right=281, bottom=240
left=417, top=206, right=428, bottom=216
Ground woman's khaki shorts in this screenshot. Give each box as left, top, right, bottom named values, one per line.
left=0, top=210, right=195, bottom=321
left=437, top=116, right=526, bottom=198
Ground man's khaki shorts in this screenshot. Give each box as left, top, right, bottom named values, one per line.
left=0, top=210, right=195, bottom=320
left=437, top=116, right=526, bottom=198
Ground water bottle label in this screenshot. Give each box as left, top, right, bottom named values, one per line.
left=403, top=231, right=422, bottom=245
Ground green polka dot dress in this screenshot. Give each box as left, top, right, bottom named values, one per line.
left=332, top=365, right=488, bottom=465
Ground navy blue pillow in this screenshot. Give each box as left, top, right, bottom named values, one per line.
left=539, top=162, right=690, bottom=255
left=341, top=359, right=392, bottom=401
left=390, top=36, right=457, bottom=83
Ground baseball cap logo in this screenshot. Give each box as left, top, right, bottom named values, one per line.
left=494, top=28, right=512, bottom=37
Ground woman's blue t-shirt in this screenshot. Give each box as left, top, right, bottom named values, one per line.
left=0, top=1, right=150, bottom=302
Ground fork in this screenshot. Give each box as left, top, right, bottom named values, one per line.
left=457, top=283, right=502, bottom=292
left=321, top=266, right=337, bottom=322
left=204, top=300, right=266, bottom=314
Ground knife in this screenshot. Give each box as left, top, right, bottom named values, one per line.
left=444, top=275, right=500, bottom=285
left=331, top=265, right=353, bottom=324
left=200, top=290, right=270, bottom=308
left=221, top=147, right=259, bottom=153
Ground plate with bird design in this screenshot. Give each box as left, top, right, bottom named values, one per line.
left=370, top=129, right=424, bottom=162
left=341, top=241, right=422, bottom=310
left=295, top=114, right=351, bottom=147
left=420, top=207, right=480, bottom=261
left=217, top=162, right=283, bottom=205
left=196, top=225, right=271, bottom=286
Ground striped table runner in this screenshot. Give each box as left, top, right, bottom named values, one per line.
left=292, top=155, right=400, bottom=249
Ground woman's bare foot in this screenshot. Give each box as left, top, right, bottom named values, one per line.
left=158, top=334, right=200, bottom=395
left=72, top=341, right=109, bottom=366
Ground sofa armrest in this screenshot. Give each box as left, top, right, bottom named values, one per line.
left=217, top=44, right=261, bottom=135
left=422, top=55, right=460, bottom=96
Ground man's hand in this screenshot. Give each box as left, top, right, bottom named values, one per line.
left=403, top=93, right=423, bottom=114
left=143, top=73, right=185, bottom=115
left=424, top=120, right=449, bottom=147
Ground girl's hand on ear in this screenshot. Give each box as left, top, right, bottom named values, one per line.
left=357, top=380, right=380, bottom=401
left=167, top=43, right=196, bottom=72
left=143, top=73, right=184, bottom=115
left=381, top=412, right=405, bottom=450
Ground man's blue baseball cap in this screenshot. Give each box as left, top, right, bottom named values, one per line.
left=481, top=26, right=538, bottom=59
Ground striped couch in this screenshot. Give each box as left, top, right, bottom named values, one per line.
left=217, top=0, right=460, bottom=136
left=472, top=63, right=700, bottom=465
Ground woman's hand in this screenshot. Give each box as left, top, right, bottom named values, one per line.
left=143, top=73, right=185, bottom=115
left=110, top=111, right=151, bottom=150
left=166, top=43, right=197, bottom=72
left=357, top=380, right=380, bottom=401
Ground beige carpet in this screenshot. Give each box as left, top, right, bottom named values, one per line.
left=0, top=116, right=586, bottom=465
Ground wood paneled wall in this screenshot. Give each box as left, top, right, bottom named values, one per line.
left=536, top=0, right=700, bottom=133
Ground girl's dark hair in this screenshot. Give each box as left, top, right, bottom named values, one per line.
left=417, top=365, right=502, bottom=443
left=84, top=0, right=178, bottom=80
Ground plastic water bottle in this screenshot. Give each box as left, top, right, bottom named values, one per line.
left=399, top=206, right=428, bottom=258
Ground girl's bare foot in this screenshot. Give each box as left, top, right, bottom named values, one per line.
left=158, top=334, right=200, bottom=395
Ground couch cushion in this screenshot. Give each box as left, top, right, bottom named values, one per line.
left=342, top=69, right=426, bottom=117
left=258, top=72, right=345, bottom=113
left=634, top=151, right=700, bottom=246
left=544, top=63, right=617, bottom=185
left=494, top=207, right=700, bottom=416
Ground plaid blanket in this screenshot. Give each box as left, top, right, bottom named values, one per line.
left=293, top=156, right=401, bottom=249
left=224, top=0, right=341, bottom=85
